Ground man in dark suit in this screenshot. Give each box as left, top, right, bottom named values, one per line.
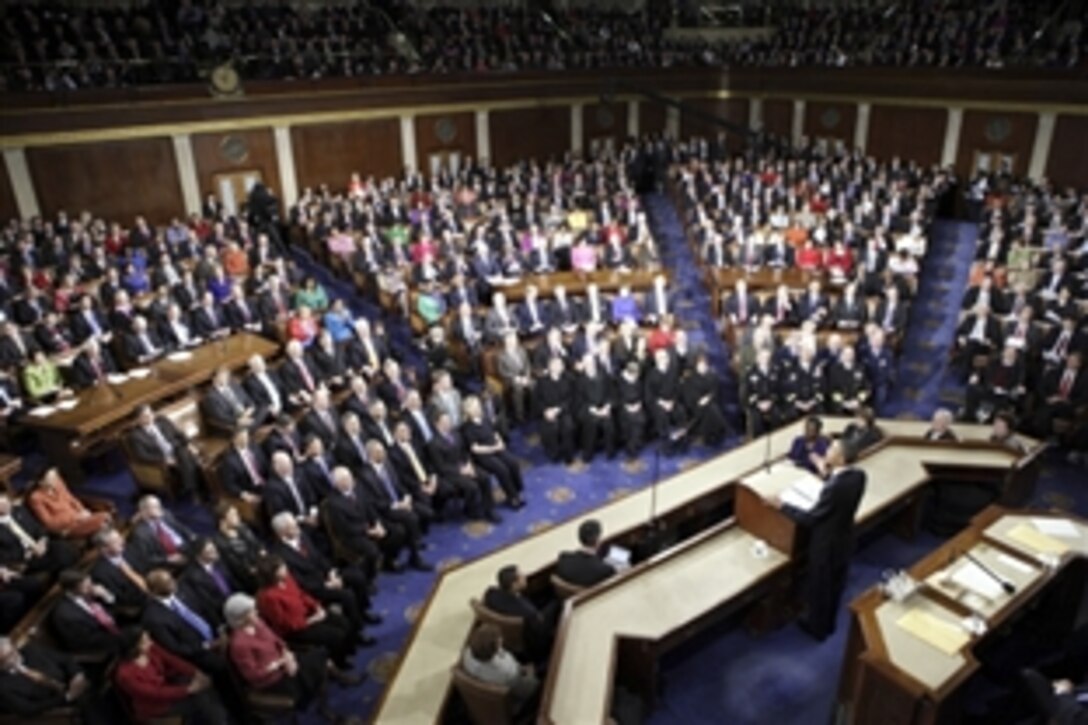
left=268, top=510, right=379, bottom=633
left=180, top=538, right=237, bottom=627
left=0, top=493, right=78, bottom=580
left=201, top=366, right=265, bottom=434
left=874, top=286, right=908, bottom=334
left=427, top=411, right=501, bottom=523
left=49, top=569, right=124, bottom=658
left=127, top=495, right=196, bottom=573
left=0, top=320, right=39, bottom=369
left=556, top=519, right=615, bottom=588
left=334, top=412, right=371, bottom=478
left=359, top=442, right=432, bottom=572
left=0, top=637, right=88, bottom=717
left=68, top=295, right=111, bottom=345
left=321, top=467, right=400, bottom=579
left=216, top=427, right=267, bottom=503
left=279, top=340, right=321, bottom=409
left=242, top=354, right=286, bottom=419
left=723, top=280, right=760, bottom=328
left=775, top=440, right=866, bottom=640
left=483, top=564, right=557, bottom=661
left=300, top=387, right=342, bottom=451
left=126, top=404, right=202, bottom=498
left=190, top=292, right=230, bottom=340
left=142, top=569, right=227, bottom=676
left=90, top=528, right=148, bottom=615
left=223, top=283, right=262, bottom=334
left=33, top=312, right=74, bottom=355
left=70, top=338, right=119, bottom=389
left=954, top=303, right=1003, bottom=374
left=534, top=356, right=577, bottom=463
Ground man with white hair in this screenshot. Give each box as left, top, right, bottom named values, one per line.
left=263, top=451, right=322, bottom=539
left=127, top=494, right=196, bottom=572
left=279, top=339, right=320, bottom=408
left=242, top=353, right=284, bottom=417
left=360, top=443, right=432, bottom=572
left=924, top=408, right=959, bottom=442
left=269, top=509, right=381, bottom=634
left=0, top=492, right=78, bottom=580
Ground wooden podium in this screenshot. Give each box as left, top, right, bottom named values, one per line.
left=837, top=505, right=1088, bottom=725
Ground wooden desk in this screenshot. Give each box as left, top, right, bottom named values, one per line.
left=373, top=420, right=1037, bottom=724
left=20, top=334, right=279, bottom=484
left=838, top=506, right=1088, bottom=725
left=537, top=435, right=1038, bottom=724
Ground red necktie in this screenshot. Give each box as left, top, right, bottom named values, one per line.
left=156, top=521, right=178, bottom=555
left=243, top=449, right=264, bottom=485
left=1060, top=371, right=1074, bottom=399
left=299, top=362, right=314, bottom=391
left=86, top=601, right=119, bottom=633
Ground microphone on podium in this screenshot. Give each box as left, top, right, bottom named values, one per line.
left=963, top=551, right=1017, bottom=595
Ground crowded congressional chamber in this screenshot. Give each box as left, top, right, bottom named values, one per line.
left=0, top=0, right=1087, bottom=723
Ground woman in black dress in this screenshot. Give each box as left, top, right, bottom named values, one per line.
left=461, top=395, right=525, bottom=509
left=681, top=352, right=728, bottom=447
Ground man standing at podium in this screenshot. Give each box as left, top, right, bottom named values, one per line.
left=776, top=439, right=866, bottom=640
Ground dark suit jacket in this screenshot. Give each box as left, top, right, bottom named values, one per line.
left=0, top=332, right=38, bottom=368
left=90, top=553, right=148, bottom=611
left=269, top=533, right=335, bottom=597
left=359, top=463, right=409, bottom=515
left=190, top=305, right=228, bottom=338
left=126, top=416, right=188, bottom=464
left=180, top=562, right=236, bottom=627
left=782, top=468, right=866, bottom=562
left=300, top=409, right=341, bottom=450
left=68, top=309, right=110, bottom=344
left=427, top=431, right=471, bottom=478
left=322, top=488, right=381, bottom=556
left=70, top=349, right=118, bottom=389
left=217, top=445, right=268, bottom=497
left=141, top=596, right=215, bottom=662
left=49, top=595, right=121, bottom=654
left=555, top=550, right=615, bottom=588
left=0, top=505, right=48, bottom=567
left=263, top=475, right=319, bottom=520
left=223, top=298, right=260, bottom=330
left=201, top=383, right=257, bottom=432
left=388, top=441, right=432, bottom=499
left=122, top=329, right=165, bottom=364
left=0, top=643, right=79, bottom=716
left=127, top=514, right=195, bottom=572
left=279, top=357, right=321, bottom=397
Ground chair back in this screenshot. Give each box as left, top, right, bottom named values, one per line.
left=451, top=665, right=514, bottom=725
left=470, top=598, right=524, bottom=656
left=550, top=573, right=584, bottom=600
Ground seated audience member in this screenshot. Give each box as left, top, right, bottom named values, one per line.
left=842, top=407, right=883, bottom=452
left=497, top=332, right=533, bottom=425
left=202, top=365, right=265, bottom=433
left=224, top=593, right=332, bottom=714
left=462, top=395, right=525, bottom=509
left=182, top=538, right=238, bottom=628
left=535, top=357, right=577, bottom=464
left=1034, top=352, right=1087, bottom=439
left=159, top=303, right=201, bottom=350
left=124, top=315, right=165, bottom=365
left=22, top=349, right=69, bottom=402
left=141, top=569, right=226, bottom=677
left=268, top=511, right=379, bottom=634
left=827, top=346, right=870, bottom=415
left=294, top=276, right=329, bottom=312
left=575, top=354, right=617, bottom=460
left=0, top=636, right=89, bottom=717
left=115, top=627, right=228, bottom=724
left=0, top=492, right=78, bottom=580
left=556, top=519, right=615, bottom=588
left=129, top=495, right=196, bottom=571
left=287, top=305, right=319, bottom=347
left=461, top=624, right=539, bottom=712
left=280, top=340, right=321, bottom=408
left=483, top=565, right=558, bottom=660
left=26, top=467, right=110, bottom=538
left=191, top=292, right=230, bottom=341
left=789, top=417, right=831, bottom=474
left=91, top=528, right=149, bottom=614
left=243, top=354, right=285, bottom=418
left=745, top=348, right=780, bottom=437
left=126, top=404, right=203, bottom=498
left=254, top=554, right=361, bottom=675
left=681, top=352, right=727, bottom=447
left=310, top=330, right=348, bottom=389
left=0, top=367, right=25, bottom=424
left=50, top=569, right=125, bottom=658
left=322, top=299, right=354, bottom=344
left=361, top=443, right=433, bottom=571
left=989, top=412, right=1027, bottom=454
left=70, top=338, right=118, bottom=388
left=212, top=502, right=264, bottom=593
left=923, top=408, right=959, bottom=441
left=217, top=426, right=267, bottom=504
left=645, top=347, right=690, bottom=451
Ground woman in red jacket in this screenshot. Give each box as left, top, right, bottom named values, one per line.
left=114, top=628, right=228, bottom=724
left=254, top=554, right=360, bottom=671
left=225, top=593, right=332, bottom=712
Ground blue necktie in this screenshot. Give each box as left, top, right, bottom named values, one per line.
left=208, top=566, right=230, bottom=595
left=172, top=598, right=213, bottom=641
left=377, top=466, right=398, bottom=502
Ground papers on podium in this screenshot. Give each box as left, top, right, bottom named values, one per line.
left=896, top=609, right=970, bottom=655
left=779, top=475, right=823, bottom=512
left=1031, top=518, right=1079, bottom=539
left=949, top=560, right=1005, bottom=602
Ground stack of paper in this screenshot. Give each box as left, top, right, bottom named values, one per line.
left=1008, top=524, right=1070, bottom=555
left=897, top=609, right=971, bottom=655
left=949, top=560, right=1004, bottom=601
left=780, top=476, right=823, bottom=512
left=1032, top=518, right=1079, bottom=539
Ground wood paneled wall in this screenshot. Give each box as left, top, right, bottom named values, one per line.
left=763, top=99, right=793, bottom=139
left=414, top=112, right=477, bottom=167
left=26, top=137, right=182, bottom=223
left=191, top=128, right=278, bottom=201
left=291, top=118, right=402, bottom=191
left=0, top=163, right=17, bottom=222
left=582, top=101, right=629, bottom=151
left=490, top=106, right=571, bottom=168
left=956, top=110, right=1037, bottom=177
left=867, top=105, right=946, bottom=167
left=1046, top=114, right=1088, bottom=190
left=803, top=100, right=857, bottom=145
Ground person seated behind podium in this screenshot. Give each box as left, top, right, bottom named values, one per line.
left=789, top=416, right=831, bottom=474
left=555, top=519, right=615, bottom=588
left=128, top=495, right=196, bottom=572
left=484, top=565, right=558, bottom=661
left=774, top=440, right=867, bottom=641
left=22, top=349, right=70, bottom=403
left=461, top=624, right=539, bottom=712
left=70, top=338, right=119, bottom=389
left=202, top=365, right=266, bottom=433
left=842, top=407, right=884, bottom=453
left=0, top=636, right=89, bottom=717
left=923, top=407, right=959, bottom=441
left=26, top=467, right=111, bottom=539
left=114, top=627, right=229, bottom=725
left=124, top=314, right=166, bottom=366
left=127, top=404, right=203, bottom=498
